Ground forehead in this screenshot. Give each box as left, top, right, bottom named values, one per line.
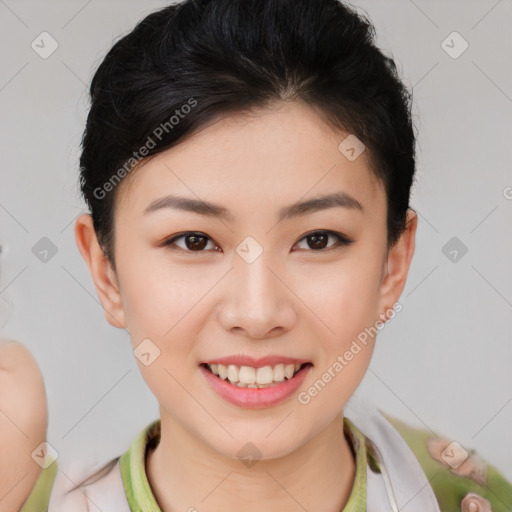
left=114, top=101, right=385, bottom=221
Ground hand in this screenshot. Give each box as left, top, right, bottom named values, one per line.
left=0, top=340, right=48, bottom=512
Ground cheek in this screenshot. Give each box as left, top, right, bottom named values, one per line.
left=296, top=253, right=383, bottom=339
left=302, top=260, right=381, bottom=404
left=117, top=249, right=209, bottom=340
left=122, top=271, right=205, bottom=406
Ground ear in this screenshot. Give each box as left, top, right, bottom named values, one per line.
left=74, top=213, right=127, bottom=329
left=377, top=208, right=418, bottom=320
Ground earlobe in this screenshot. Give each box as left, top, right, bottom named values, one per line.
left=378, top=208, right=418, bottom=317
left=74, top=213, right=127, bottom=329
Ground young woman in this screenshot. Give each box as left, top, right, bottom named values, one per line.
left=16, top=0, right=511, bottom=510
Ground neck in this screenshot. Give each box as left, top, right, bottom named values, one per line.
left=146, top=409, right=357, bottom=512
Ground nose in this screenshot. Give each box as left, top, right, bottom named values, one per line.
left=217, top=251, right=298, bottom=339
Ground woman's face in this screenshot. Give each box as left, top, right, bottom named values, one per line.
left=77, top=100, right=416, bottom=459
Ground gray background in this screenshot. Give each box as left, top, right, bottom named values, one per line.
left=1, top=0, right=511, bottom=484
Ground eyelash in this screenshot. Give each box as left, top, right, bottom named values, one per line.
left=161, top=230, right=354, bottom=253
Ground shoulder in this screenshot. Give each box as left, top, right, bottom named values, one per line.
left=382, top=412, right=512, bottom=512
left=0, top=340, right=49, bottom=512
left=45, top=456, right=131, bottom=512
left=21, top=420, right=158, bottom=511
left=20, top=453, right=131, bottom=511
left=20, top=456, right=58, bottom=512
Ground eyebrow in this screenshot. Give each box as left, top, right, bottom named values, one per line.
left=143, top=191, right=364, bottom=222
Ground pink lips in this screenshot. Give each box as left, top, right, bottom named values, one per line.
left=199, top=362, right=313, bottom=409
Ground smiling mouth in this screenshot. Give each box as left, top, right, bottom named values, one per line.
left=200, top=362, right=313, bottom=389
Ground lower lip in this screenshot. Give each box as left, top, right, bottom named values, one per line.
left=199, top=364, right=313, bottom=409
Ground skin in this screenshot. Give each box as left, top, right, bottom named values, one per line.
left=75, top=100, right=417, bottom=512
left=0, top=340, right=48, bottom=511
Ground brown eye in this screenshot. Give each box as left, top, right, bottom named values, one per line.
left=294, top=231, right=354, bottom=251
left=163, top=232, right=218, bottom=252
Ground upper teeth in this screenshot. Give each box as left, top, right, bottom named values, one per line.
left=207, top=363, right=302, bottom=385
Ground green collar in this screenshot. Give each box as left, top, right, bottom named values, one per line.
left=120, top=417, right=367, bottom=511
